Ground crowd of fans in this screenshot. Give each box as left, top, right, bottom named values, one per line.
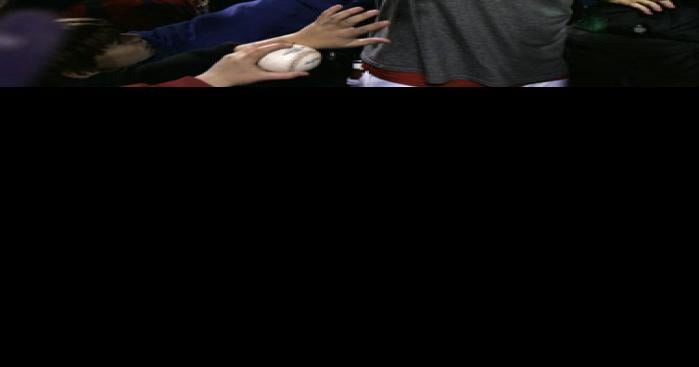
left=0, top=0, right=697, bottom=87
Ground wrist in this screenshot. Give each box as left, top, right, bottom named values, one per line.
left=284, top=32, right=322, bottom=49
left=280, top=33, right=302, bottom=46
left=195, top=72, right=232, bottom=87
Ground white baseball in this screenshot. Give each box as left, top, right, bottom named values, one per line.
left=257, top=45, right=323, bottom=73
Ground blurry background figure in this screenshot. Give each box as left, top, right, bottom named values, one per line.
left=0, top=10, right=65, bottom=86
left=0, top=0, right=201, bottom=31
left=567, top=0, right=699, bottom=86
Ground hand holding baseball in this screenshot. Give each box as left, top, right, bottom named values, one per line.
left=195, top=43, right=309, bottom=87
left=257, top=45, right=323, bottom=72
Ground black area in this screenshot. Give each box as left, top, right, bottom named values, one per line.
left=208, top=0, right=253, bottom=12
left=567, top=0, right=699, bottom=86
left=566, top=28, right=699, bottom=86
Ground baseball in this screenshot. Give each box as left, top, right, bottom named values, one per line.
left=257, top=45, right=323, bottom=72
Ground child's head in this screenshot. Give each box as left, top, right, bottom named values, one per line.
left=46, top=18, right=155, bottom=80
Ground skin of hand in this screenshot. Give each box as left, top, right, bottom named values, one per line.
left=606, top=0, right=676, bottom=15
left=195, top=42, right=309, bottom=87
left=235, top=5, right=391, bottom=52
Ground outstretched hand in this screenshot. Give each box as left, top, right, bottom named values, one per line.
left=290, top=5, right=391, bottom=49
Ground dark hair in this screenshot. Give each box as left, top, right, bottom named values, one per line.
left=2, top=0, right=83, bottom=11
left=39, top=18, right=121, bottom=85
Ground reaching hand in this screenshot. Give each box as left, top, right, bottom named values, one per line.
left=290, top=5, right=391, bottom=49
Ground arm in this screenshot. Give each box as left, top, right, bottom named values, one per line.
left=126, top=76, right=212, bottom=87
left=111, top=42, right=239, bottom=85
left=234, top=5, right=390, bottom=52
left=128, top=43, right=309, bottom=87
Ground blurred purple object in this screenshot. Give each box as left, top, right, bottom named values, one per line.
left=0, top=10, right=64, bottom=87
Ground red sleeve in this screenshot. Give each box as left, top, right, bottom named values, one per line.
left=125, top=76, right=212, bottom=87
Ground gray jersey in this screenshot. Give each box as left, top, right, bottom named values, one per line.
left=362, top=0, right=574, bottom=86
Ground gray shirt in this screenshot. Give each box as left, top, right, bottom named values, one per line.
left=362, top=0, right=574, bottom=86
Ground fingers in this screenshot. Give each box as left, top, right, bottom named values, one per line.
left=642, top=0, right=665, bottom=12
left=330, top=7, right=366, bottom=22
left=343, top=9, right=382, bottom=26
left=346, top=37, right=391, bottom=48
left=624, top=0, right=676, bottom=15
left=317, top=4, right=344, bottom=21
left=351, top=20, right=391, bottom=36
left=631, top=4, right=654, bottom=15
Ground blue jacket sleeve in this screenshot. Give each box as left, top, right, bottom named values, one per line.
left=139, top=0, right=374, bottom=60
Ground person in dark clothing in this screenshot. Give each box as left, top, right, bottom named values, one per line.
left=567, top=0, right=699, bottom=86
left=40, top=5, right=389, bottom=86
